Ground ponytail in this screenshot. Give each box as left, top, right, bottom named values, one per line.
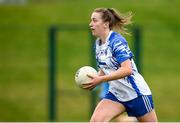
left=94, top=8, right=133, bottom=35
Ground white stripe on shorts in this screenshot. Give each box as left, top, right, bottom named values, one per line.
left=145, top=96, right=152, bottom=112
left=142, top=96, right=152, bottom=112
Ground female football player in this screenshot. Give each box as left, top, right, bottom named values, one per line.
left=83, top=8, right=158, bottom=122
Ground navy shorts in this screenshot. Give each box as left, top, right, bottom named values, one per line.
left=103, top=92, right=154, bottom=117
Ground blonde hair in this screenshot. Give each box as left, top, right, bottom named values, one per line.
left=93, top=8, right=133, bottom=35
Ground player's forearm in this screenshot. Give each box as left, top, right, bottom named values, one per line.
left=100, top=67, right=132, bottom=82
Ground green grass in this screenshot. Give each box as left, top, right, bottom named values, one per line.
left=0, top=0, right=180, bottom=121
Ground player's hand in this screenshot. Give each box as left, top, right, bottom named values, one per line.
left=82, top=74, right=103, bottom=90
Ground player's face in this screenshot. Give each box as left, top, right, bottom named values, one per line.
left=89, top=12, right=106, bottom=37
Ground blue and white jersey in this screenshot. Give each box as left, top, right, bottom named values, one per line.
left=95, top=31, right=151, bottom=102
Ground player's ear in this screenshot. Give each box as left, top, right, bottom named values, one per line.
left=103, top=22, right=109, bottom=29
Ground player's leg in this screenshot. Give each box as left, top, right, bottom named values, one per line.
left=90, top=99, right=125, bottom=122
left=136, top=109, right=158, bottom=122
left=113, top=113, right=137, bottom=122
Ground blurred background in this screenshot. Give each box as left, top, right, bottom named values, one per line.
left=0, top=0, right=180, bottom=122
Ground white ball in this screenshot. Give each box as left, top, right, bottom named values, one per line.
left=75, top=66, right=98, bottom=88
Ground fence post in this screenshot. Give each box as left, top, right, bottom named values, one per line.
left=48, top=25, right=57, bottom=121
left=133, top=26, right=142, bottom=73
left=88, top=30, right=97, bottom=118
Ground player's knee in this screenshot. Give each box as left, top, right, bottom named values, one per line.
left=90, top=115, right=104, bottom=122
left=90, top=115, right=100, bottom=122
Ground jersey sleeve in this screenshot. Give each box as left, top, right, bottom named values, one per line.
left=110, top=36, right=133, bottom=64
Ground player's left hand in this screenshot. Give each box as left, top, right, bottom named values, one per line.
left=82, top=74, right=103, bottom=90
